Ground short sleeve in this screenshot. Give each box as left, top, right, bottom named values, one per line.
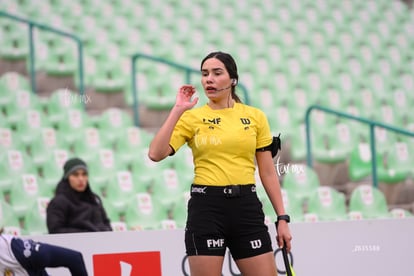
left=169, top=111, right=194, bottom=153
left=255, top=109, right=272, bottom=149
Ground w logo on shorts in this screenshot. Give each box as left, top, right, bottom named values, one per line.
left=250, top=239, right=262, bottom=249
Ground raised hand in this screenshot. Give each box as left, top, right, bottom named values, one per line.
left=175, top=85, right=199, bottom=111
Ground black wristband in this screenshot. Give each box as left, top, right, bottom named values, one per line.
left=275, top=214, right=290, bottom=228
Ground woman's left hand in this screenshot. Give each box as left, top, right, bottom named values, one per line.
left=276, top=220, right=292, bottom=252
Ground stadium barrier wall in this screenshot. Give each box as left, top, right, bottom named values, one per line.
left=28, top=218, right=414, bottom=275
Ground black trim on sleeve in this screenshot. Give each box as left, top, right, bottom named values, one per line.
left=168, top=145, right=176, bottom=156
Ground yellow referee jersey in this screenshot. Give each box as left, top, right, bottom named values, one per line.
left=169, top=103, right=272, bottom=186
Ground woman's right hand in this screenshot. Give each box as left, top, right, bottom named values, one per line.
left=175, top=85, right=199, bottom=111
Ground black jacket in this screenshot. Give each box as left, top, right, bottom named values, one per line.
left=46, top=178, right=112, bottom=234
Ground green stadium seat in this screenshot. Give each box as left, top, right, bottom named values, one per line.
left=28, top=127, right=65, bottom=167
left=38, top=149, right=70, bottom=196
left=129, top=147, right=171, bottom=185
left=114, top=126, right=152, bottom=166
left=110, top=221, right=128, bottom=232
left=46, top=89, right=84, bottom=126
left=43, top=43, right=77, bottom=77
left=288, top=124, right=308, bottom=162
left=0, top=200, right=20, bottom=229
left=72, top=127, right=112, bottom=157
left=348, top=143, right=383, bottom=182
left=91, top=60, right=127, bottom=93
left=8, top=174, right=41, bottom=218
left=95, top=107, right=134, bottom=145
left=14, top=109, right=51, bottom=147
left=0, top=27, right=28, bottom=60
left=2, top=90, right=42, bottom=125
left=169, top=191, right=190, bottom=228
left=313, top=122, right=359, bottom=164
left=390, top=208, right=413, bottom=219
left=21, top=197, right=50, bottom=235
left=0, top=72, right=30, bottom=107
left=104, top=170, right=139, bottom=216
left=378, top=141, right=413, bottom=183
left=55, top=108, right=91, bottom=145
left=149, top=168, right=188, bottom=211
left=83, top=148, right=125, bottom=196
left=124, top=192, right=169, bottom=230
left=267, top=105, right=299, bottom=141
left=0, top=127, right=23, bottom=151
left=305, top=186, right=347, bottom=221
left=282, top=164, right=320, bottom=205
left=258, top=186, right=304, bottom=224
left=348, top=184, right=390, bottom=219
left=0, top=149, right=36, bottom=176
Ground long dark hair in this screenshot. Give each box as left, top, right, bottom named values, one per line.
left=200, top=51, right=242, bottom=103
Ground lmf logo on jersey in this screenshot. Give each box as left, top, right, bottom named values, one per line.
left=203, top=118, right=221, bottom=124
left=250, top=239, right=262, bottom=249
left=93, top=251, right=161, bottom=276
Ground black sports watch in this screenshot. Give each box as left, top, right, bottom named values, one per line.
left=275, top=214, right=290, bottom=228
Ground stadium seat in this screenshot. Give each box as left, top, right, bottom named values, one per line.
left=169, top=191, right=190, bottom=228
left=378, top=141, right=413, bottom=183
left=314, top=122, right=360, bottom=164
left=0, top=200, right=20, bottom=229
left=104, top=170, right=139, bottom=216
left=91, top=60, right=126, bottom=93
left=8, top=174, right=41, bottom=218
left=0, top=29, right=28, bottom=60
left=14, top=109, right=51, bottom=147
left=0, top=127, right=23, bottom=151
left=282, top=164, right=320, bottom=204
left=55, top=108, right=91, bottom=146
left=72, top=127, right=111, bottom=158
left=95, top=107, right=134, bottom=146
left=46, top=89, right=84, bottom=126
left=0, top=72, right=31, bottom=108
left=114, top=126, right=152, bottom=166
left=348, top=143, right=383, bottom=182
left=37, top=148, right=70, bottom=195
left=21, top=197, right=50, bottom=235
left=305, top=186, right=347, bottom=221
left=124, top=192, right=169, bottom=230
left=28, top=127, right=65, bottom=167
left=2, top=90, right=42, bottom=126
left=390, top=208, right=413, bottom=219
left=259, top=187, right=304, bottom=224
left=348, top=184, right=390, bottom=219
left=83, top=148, right=125, bottom=197
left=43, top=43, right=77, bottom=77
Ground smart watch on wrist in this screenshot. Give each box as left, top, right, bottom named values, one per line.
left=275, top=214, right=290, bottom=228
left=277, top=214, right=290, bottom=223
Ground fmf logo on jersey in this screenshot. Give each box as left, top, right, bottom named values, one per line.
left=93, top=251, right=161, bottom=276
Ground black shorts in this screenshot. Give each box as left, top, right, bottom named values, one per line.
left=185, top=184, right=273, bottom=260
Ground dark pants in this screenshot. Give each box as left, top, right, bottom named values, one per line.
left=10, top=237, right=88, bottom=276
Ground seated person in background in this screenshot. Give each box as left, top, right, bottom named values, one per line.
left=0, top=227, right=88, bottom=275
left=46, top=158, right=112, bottom=234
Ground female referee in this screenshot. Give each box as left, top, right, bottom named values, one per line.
left=148, top=51, right=292, bottom=276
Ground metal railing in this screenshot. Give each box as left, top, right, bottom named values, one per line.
left=131, top=53, right=250, bottom=126
left=0, top=11, right=85, bottom=101
left=305, top=104, right=414, bottom=187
